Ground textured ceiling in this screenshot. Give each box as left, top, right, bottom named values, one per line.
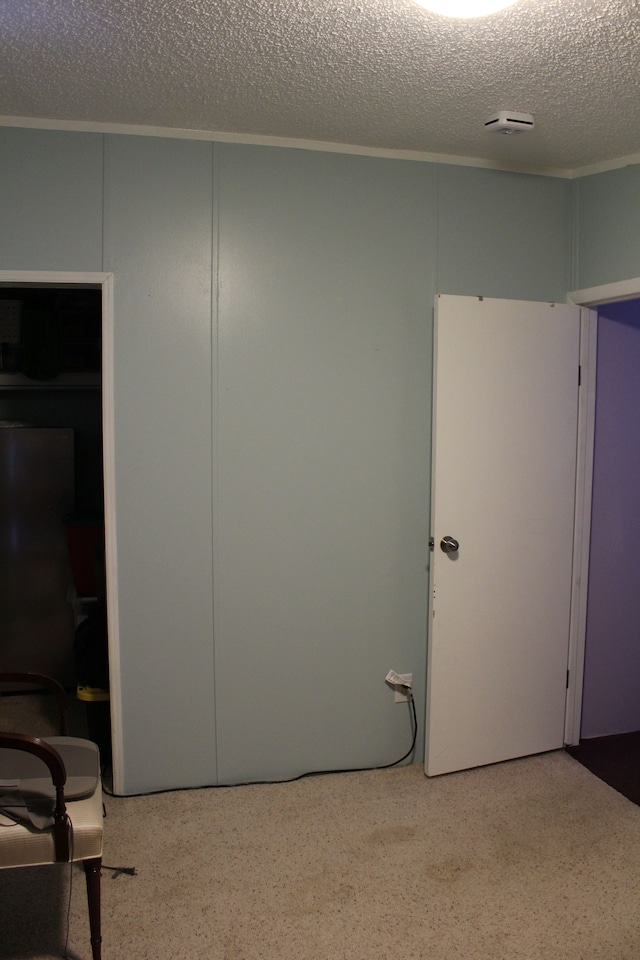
left=1, top=0, right=639, bottom=174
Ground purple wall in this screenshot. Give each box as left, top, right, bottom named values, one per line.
left=582, top=299, right=640, bottom=738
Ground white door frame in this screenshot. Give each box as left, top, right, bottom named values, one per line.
left=565, top=276, right=640, bottom=745
left=0, top=270, right=123, bottom=790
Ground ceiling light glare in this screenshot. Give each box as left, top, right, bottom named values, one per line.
left=413, top=0, right=518, bottom=17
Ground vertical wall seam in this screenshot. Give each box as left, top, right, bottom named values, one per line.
left=102, top=135, right=110, bottom=274
left=571, top=178, right=580, bottom=292
left=101, top=134, right=106, bottom=272
left=211, top=141, right=221, bottom=784
left=434, top=163, right=440, bottom=297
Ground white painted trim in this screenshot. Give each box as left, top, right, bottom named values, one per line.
left=100, top=275, right=124, bottom=794
left=3, top=113, right=640, bottom=179
left=0, top=114, right=571, bottom=178
left=564, top=308, right=597, bottom=745
left=565, top=152, right=640, bottom=180
left=569, top=277, right=640, bottom=306
left=0, top=270, right=111, bottom=288
left=424, top=296, right=440, bottom=777
left=0, top=269, right=123, bottom=792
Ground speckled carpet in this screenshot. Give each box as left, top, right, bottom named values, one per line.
left=2, top=699, right=640, bottom=960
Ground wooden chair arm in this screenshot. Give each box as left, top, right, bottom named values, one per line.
left=0, top=672, right=69, bottom=735
left=0, top=732, right=69, bottom=861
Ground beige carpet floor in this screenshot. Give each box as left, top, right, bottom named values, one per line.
left=2, top=700, right=640, bottom=959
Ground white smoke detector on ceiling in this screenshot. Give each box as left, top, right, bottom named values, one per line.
left=484, top=111, right=535, bottom=135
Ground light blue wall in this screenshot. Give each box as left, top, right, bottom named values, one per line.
left=573, top=164, right=640, bottom=289
left=213, top=146, right=435, bottom=781
left=437, top=165, right=572, bottom=303
left=103, top=135, right=217, bottom=792
left=0, top=128, right=103, bottom=271
left=0, top=126, right=573, bottom=792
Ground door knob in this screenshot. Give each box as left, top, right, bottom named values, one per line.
left=440, top=536, right=459, bottom=553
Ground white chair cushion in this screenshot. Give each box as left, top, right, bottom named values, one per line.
left=0, top=777, right=103, bottom=869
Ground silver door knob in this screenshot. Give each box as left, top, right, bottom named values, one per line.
left=440, top=536, right=459, bottom=553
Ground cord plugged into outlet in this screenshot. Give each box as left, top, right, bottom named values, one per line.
left=385, top=670, right=413, bottom=703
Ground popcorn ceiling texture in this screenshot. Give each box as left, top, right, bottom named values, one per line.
left=1, top=0, right=639, bottom=172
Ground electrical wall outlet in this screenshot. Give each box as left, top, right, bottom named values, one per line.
left=385, top=670, right=413, bottom=703
left=394, top=673, right=412, bottom=702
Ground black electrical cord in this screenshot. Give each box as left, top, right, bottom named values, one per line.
left=101, top=692, right=418, bottom=799
left=63, top=817, right=74, bottom=960
left=102, top=864, right=137, bottom=877
left=276, top=690, right=418, bottom=783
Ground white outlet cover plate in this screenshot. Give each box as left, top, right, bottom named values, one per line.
left=395, top=673, right=412, bottom=702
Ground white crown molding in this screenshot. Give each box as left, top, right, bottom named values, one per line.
left=1, top=114, right=638, bottom=180
left=566, top=152, right=640, bottom=179
left=0, top=114, right=572, bottom=178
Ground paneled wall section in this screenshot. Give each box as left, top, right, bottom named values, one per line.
left=573, top=165, right=640, bottom=289
left=103, top=135, right=217, bottom=792
left=0, top=126, right=577, bottom=792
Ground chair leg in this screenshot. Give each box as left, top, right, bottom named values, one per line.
left=83, top=857, right=102, bottom=960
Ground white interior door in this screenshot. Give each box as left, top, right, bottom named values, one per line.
left=425, top=295, right=581, bottom=777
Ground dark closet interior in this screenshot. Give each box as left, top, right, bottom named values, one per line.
left=0, top=286, right=108, bottom=753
